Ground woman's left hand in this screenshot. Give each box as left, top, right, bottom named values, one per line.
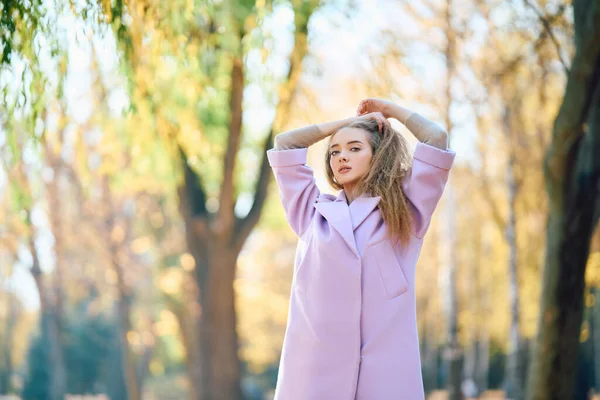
left=356, top=98, right=396, bottom=119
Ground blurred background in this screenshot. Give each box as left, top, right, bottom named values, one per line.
left=1, top=0, right=599, bottom=399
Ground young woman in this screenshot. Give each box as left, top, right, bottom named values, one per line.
left=266, top=98, right=456, bottom=399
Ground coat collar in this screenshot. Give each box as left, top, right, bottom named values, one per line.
left=314, top=190, right=381, bottom=257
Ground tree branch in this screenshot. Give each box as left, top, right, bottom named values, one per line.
left=217, top=53, right=244, bottom=234
left=475, top=112, right=507, bottom=233
left=522, top=0, right=569, bottom=75
left=233, top=131, right=273, bottom=250
left=544, top=0, right=600, bottom=192
left=179, top=147, right=208, bottom=218
left=233, top=1, right=318, bottom=250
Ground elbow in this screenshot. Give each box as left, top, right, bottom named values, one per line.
left=273, top=134, right=281, bottom=150
left=426, top=130, right=448, bottom=150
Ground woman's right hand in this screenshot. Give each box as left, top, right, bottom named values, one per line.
left=355, top=111, right=391, bottom=133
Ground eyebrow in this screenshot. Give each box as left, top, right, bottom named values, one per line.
left=329, top=140, right=364, bottom=149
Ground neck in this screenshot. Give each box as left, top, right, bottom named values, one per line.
left=344, top=184, right=358, bottom=204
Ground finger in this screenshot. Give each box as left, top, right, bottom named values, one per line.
left=356, top=101, right=364, bottom=114
left=359, top=100, right=369, bottom=114
left=380, top=117, right=388, bottom=133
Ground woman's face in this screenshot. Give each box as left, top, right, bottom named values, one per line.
left=329, top=127, right=373, bottom=188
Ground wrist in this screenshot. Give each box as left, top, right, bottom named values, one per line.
left=316, top=117, right=355, bottom=136
left=382, top=102, right=394, bottom=119
left=387, top=104, right=412, bottom=124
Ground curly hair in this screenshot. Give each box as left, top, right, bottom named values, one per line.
left=324, top=119, right=413, bottom=246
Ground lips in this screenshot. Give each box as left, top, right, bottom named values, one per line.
left=338, top=166, right=352, bottom=174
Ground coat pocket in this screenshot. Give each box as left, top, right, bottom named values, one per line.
left=373, top=240, right=409, bottom=299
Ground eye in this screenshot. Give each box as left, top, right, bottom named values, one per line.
left=351, top=147, right=361, bottom=151
left=330, top=150, right=339, bottom=156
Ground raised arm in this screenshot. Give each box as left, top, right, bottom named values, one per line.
left=269, top=113, right=391, bottom=236
left=268, top=117, right=358, bottom=237
left=357, top=98, right=455, bottom=238
left=274, top=117, right=356, bottom=150
left=357, top=99, right=448, bottom=150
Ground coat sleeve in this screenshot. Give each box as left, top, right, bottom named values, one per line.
left=402, top=142, right=456, bottom=238
left=267, top=147, right=320, bottom=237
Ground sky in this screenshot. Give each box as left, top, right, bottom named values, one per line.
left=2, top=0, right=488, bottom=311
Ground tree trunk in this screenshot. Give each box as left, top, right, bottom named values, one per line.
left=594, top=286, right=600, bottom=394
left=205, top=250, right=241, bottom=399
left=167, top=292, right=202, bottom=400
left=40, top=129, right=69, bottom=400
left=0, top=292, right=16, bottom=394
left=476, top=333, right=490, bottom=393
left=14, top=136, right=67, bottom=400
left=443, top=190, right=462, bottom=400
left=503, top=107, right=525, bottom=400
left=176, top=4, right=319, bottom=398
left=27, top=223, right=67, bottom=400
left=102, top=177, right=141, bottom=400
left=443, top=0, right=462, bottom=397
left=526, top=0, right=600, bottom=397
left=462, top=251, right=478, bottom=394
left=477, top=232, right=493, bottom=394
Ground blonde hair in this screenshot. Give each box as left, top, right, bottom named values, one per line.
left=325, top=119, right=413, bottom=245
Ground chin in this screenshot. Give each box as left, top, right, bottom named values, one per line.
left=336, top=176, right=349, bottom=185
left=338, top=177, right=356, bottom=186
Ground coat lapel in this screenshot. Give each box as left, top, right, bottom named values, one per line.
left=314, top=191, right=381, bottom=258
left=314, top=202, right=358, bottom=258
left=349, top=194, right=381, bottom=230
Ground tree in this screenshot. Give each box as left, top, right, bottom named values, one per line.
left=526, top=0, right=600, bottom=398
left=96, top=1, right=323, bottom=397
left=177, top=3, right=320, bottom=397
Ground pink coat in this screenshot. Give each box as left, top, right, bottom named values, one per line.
left=267, top=142, right=456, bottom=399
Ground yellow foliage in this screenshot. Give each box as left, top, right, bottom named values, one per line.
left=235, top=228, right=297, bottom=373
left=111, top=225, right=125, bottom=243
left=180, top=253, right=195, bottom=271
left=151, top=309, right=181, bottom=340
left=149, top=359, right=165, bottom=375
left=131, top=236, right=152, bottom=254
left=586, top=252, right=600, bottom=287
left=158, top=269, right=183, bottom=296
left=127, top=330, right=141, bottom=346
left=580, top=320, right=590, bottom=343
left=105, top=268, right=118, bottom=285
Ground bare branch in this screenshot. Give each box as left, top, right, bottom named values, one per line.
left=233, top=131, right=273, bottom=251
left=545, top=2, right=600, bottom=191
left=522, top=0, right=570, bottom=74
left=474, top=108, right=507, bottom=233
left=179, top=147, right=208, bottom=218
left=233, top=1, right=318, bottom=250
left=217, top=54, right=245, bottom=234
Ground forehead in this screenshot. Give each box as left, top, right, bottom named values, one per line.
left=330, top=127, right=369, bottom=146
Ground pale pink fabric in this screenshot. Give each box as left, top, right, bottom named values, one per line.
left=267, top=142, right=456, bottom=399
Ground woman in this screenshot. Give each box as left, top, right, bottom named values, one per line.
left=266, top=98, right=455, bottom=399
